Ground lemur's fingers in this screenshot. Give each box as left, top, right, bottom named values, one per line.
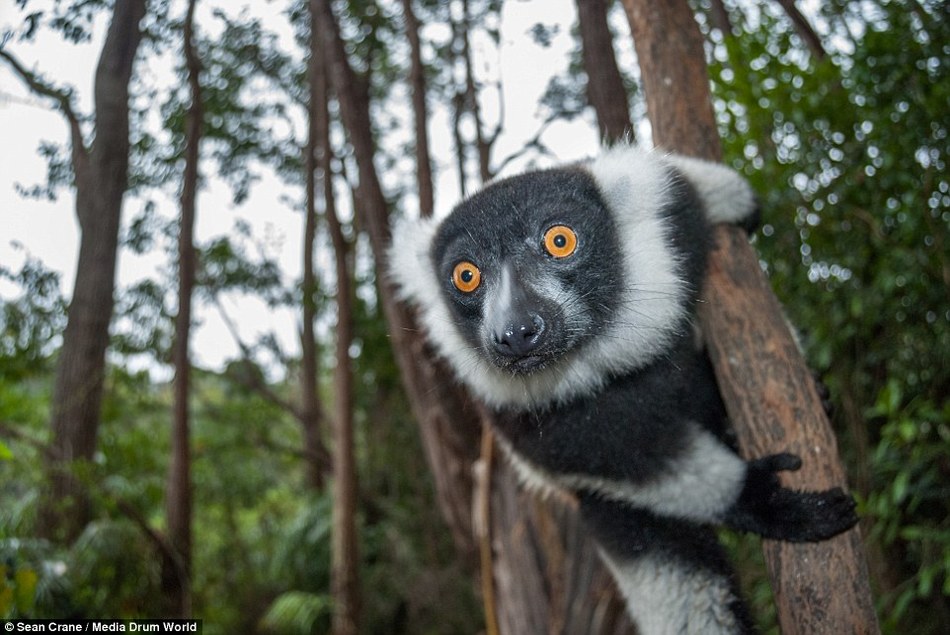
left=776, top=487, right=859, bottom=542
left=751, top=452, right=802, bottom=473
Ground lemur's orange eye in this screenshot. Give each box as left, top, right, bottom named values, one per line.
left=452, top=261, right=481, bottom=293
left=543, top=225, right=577, bottom=258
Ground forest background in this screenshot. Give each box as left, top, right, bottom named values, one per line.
left=0, top=0, right=947, bottom=633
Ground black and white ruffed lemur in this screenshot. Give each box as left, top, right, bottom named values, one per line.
left=388, top=145, right=858, bottom=634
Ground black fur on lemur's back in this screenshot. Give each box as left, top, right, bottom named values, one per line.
left=388, top=145, right=857, bottom=634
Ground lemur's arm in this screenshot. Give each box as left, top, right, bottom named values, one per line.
left=723, top=452, right=858, bottom=541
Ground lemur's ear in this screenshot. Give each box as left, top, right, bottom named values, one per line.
left=387, top=214, right=441, bottom=307
left=664, top=154, right=760, bottom=232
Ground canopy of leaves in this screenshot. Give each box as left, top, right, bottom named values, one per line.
left=705, top=0, right=948, bottom=630
left=0, top=0, right=946, bottom=632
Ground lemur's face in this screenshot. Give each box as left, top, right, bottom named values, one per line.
left=390, top=148, right=696, bottom=408
left=430, top=169, right=623, bottom=375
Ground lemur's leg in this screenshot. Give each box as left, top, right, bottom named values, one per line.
left=579, top=493, right=757, bottom=635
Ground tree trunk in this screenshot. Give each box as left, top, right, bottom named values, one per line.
left=400, top=0, right=435, bottom=219
left=708, top=0, right=733, bottom=37
left=460, top=0, right=492, bottom=183
left=310, top=6, right=361, bottom=632
left=163, top=0, right=201, bottom=618
left=774, top=0, right=827, bottom=61
left=575, top=0, right=633, bottom=143
left=315, top=3, right=633, bottom=632
left=38, top=0, right=147, bottom=543
left=327, top=157, right=360, bottom=635
left=313, top=0, right=482, bottom=564
left=619, top=0, right=722, bottom=159
left=300, top=0, right=329, bottom=493
left=620, top=1, right=879, bottom=632
left=299, top=162, right=327, bottom=490
left=487, top=457, right=636, bottom=635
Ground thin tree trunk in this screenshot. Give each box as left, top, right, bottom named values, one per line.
left=575, top=0, right=633, bottom=143
left=400, top=0, right=435, bottom=218
left=301, top=0, right=329, bottom=492
left=163, top=0, right=201, bottom=617
left=299, top=170, right=326, bottom=490
left=774, top=0, right=827, bottom=61
left=451, top=90, right=468, bottom=198
left=709, top=0, right=732, bottom=37
left=620, top=1, right=878, bottom=632
left=460, top=0, right=492, bottom=183
left=313, top=0, right=482, bottom=563
left=327, top=159, right=359, bottom=635
left=310, top=6, right=360, bottom=631
left=31, top=0, right=147, bottom=543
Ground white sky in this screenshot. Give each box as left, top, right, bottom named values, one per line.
left=0, top=0, right=608, bottom=373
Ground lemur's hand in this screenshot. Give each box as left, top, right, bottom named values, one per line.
left=724, top=452, right=858, bottom=542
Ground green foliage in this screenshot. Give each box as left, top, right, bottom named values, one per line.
left=865, top=383, right=950, bottom=632
left=11, top=0, right=109, bottom=45
left=0, top=539, right=71, bottom=618
left=196, top=227, right=286, bottom=304
left=69, top=520, right=162, bottom=617
left=0, top=251, right=66, bottom=378
left=705, top=0, right=949, bottom=630
left=12, top=141, right=74, bottom=202
left=0, top=564, right=39, bottom=617
left=259, top=591, right=332, bottom=635
left=6, top=0, right=946, bottom=632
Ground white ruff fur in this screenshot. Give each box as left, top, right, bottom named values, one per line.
left=493, top=426, right=747, bottom=524
left=600, top=550, right=743, bottom=635
left=665, top=154, right=757, bottom=226
left=387, top=145, right=756, bottom=409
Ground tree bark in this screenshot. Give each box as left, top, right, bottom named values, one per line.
left=400, top=0, right=435, bottom=218
left=299, top=160, right=327, bottom=490
left=301, top=0, right=329, bottom=493
left=312, top=0, right=482, bottom=564
left=620, top=1, right=879, bottom=632
left=310, top=6, right=361, bottom=632
left=163, top=0, right=201, bottom=618
left=774, top=0, right=827, bottom=61
left=31, top=0, right=147, bottom=543
left=575, top=0, right=633, bottom=143
left=709, top=0, right=732, bottom=37
left=487, top=461, right=636, bottom=635
left=619, top=0, right=722, bottom=160
left=327, top=160, right=360, bottom=635
left=460, top=0, right=492, bottom=183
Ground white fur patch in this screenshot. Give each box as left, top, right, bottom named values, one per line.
left=388, top=215, right=440, bottom=305
left=495, top=425, right=747, bottom=524
left=581, top=145, right=690, bottom=387
left=600, top=550, right=744, bottom=635
left=387, top=215, right=469, bottom=368
left=665, top=154, right=757, bottom=226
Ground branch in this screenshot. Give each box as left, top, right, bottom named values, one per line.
left=0, top=48, right=88, bottom=166
left=114, top=496, right=177, bottom=563
left=491, top=114, right=557, bottom=175
left=774, top=0, right=828, bottom=61
left=209, top=293, right=309, bottom=422
left=112, top=496, right=189, bottom=597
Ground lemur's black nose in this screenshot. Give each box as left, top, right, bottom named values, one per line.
left=494, top=313, right=545, bottom=358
